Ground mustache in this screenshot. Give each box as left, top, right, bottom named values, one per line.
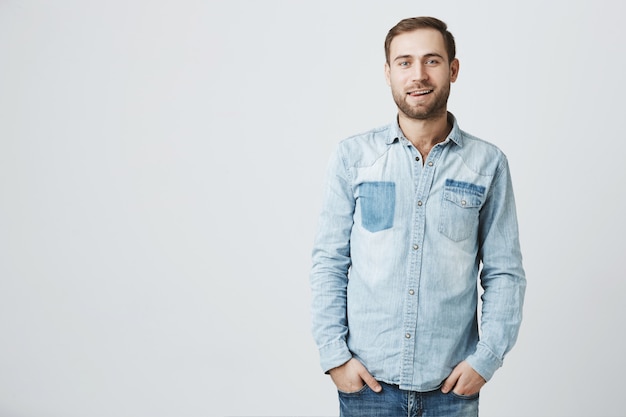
left=407, top=83, right=434, bottom=91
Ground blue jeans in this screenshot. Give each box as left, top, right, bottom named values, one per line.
left=338, top=382, right=479, bottom=417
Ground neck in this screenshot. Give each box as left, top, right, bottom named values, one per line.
left=398, top=111, right=451, bottom=160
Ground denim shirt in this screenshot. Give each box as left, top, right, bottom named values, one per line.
left=310, top=113, right=526, bottom=391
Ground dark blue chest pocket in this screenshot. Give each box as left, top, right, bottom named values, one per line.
left=358, top=182, right=395, bottom=233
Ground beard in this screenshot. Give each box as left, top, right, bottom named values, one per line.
left=392, top=82, right=451, bottom=120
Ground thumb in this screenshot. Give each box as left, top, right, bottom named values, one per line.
left=358, top=366, right=382, bottom=393
left=441, top=366, right=461, bottom=394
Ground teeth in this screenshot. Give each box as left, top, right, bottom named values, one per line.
left=408, top=90, right=432, bottom=95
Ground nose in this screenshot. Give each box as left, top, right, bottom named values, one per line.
left=412, top=64, right=427, bottom=83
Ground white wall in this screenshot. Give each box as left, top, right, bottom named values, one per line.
left=1, top=0, right=624, bottom=416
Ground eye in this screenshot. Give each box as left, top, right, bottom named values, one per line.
left=425, top=59, right=440, bottom=65
left=399, top=61, right=410, bottom=67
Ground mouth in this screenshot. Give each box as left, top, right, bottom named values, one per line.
left=407, top=89, right=433, bottom=97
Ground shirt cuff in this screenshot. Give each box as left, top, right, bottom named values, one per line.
left=465, top=342, right=503, bottom=382
left=319, top=339, right=353, bottom=374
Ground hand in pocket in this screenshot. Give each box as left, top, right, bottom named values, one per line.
left=329, top=358, right=382, bottom=394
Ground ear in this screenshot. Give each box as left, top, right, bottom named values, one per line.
left=384, top=62, right=391, bottom=86
left=449, top=58, right=459, bottom=83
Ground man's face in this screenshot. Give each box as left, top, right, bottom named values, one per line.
left=385, top=29, right=459, bottom=121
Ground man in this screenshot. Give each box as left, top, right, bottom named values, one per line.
left=310, top=17, right=526, bottom=416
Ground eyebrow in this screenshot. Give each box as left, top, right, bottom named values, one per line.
left=392, top=52, right=445, bottom=62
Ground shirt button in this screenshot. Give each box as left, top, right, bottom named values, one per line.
left=417, top=200, right=423, bottom=206
left=405, top=333, right=411, bottom=339
left=461, top=200, right=467, bottom=206
left=413, top=244, right=419, bottom=250
left=409, top=289, right=415, bottom=295
left=415, top=156, right=420, bottom=161
left=428, top=161, right=434, bottom=167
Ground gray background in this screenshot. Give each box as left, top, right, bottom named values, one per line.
left=1, top=0, right=624, bottom=416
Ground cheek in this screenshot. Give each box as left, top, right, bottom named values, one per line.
left=389, top=73, right=407, bottom=87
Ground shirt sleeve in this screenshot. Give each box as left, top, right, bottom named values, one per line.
left=465, top=156, right=527, bottom=381
left=309, top=145, right=355, bottom=373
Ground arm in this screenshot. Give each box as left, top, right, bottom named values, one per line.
left=310, top=146, right=355, bottom=373
left=465, top=156, right=527, bottom=382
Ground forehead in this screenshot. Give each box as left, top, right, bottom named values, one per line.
left=389, top=28, right=447, bottom=60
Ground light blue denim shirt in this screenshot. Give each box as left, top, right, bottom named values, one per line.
left=310, top=113, right=526, bottom=391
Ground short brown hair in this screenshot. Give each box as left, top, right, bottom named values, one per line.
left=384, top=17, right=456, bottom=64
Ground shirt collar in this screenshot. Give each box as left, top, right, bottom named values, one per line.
left=386, top=112, right=464, bottom=147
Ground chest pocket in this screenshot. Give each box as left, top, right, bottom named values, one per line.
left=439, top=179, right=485, bottom=242
left=358, top=181, right=395, bottom=233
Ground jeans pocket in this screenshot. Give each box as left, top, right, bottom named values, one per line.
left=450, top=391, right=480, bottom=400
left=358, top=182, right=395, bottom=233
left=337, top=384, right=369, bottom=396
left=439, top=179, right=484, bottom=241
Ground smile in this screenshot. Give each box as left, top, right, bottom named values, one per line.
left=408, top=89, right=433, bottom=96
